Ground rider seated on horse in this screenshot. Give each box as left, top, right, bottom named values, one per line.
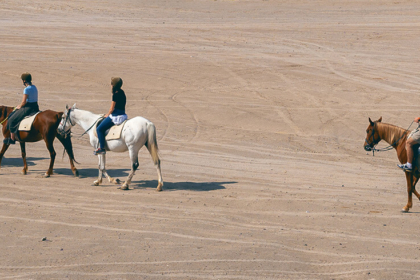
left=4, top=73, right=40, bottom=145
left=398, top=117, right=420, bottom=172
left=94, top=77, right=127, bottom=155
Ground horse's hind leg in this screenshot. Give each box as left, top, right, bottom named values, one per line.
left=43, top=137, right=56, bottom=177
left=121, top=147, right=140, bottom=190
left=155, top=158, right=163, bottom=192
left=56, top=133, right=78, bottom=177
left=147, top=145, right=163, bottom=192
left=19, top=142, right=27, bottom=175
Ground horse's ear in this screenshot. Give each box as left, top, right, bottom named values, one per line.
left=66, top=104, right=68, bottom=109
left=369, top=117, right=374, bottom=126
left=72, top=103, right=77, bottom=109
left=377, top=116, right=382, bottom=123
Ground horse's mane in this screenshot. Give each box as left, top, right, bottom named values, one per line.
left=377, top=122, right=410, bottom=146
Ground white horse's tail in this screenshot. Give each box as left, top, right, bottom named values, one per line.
left=146, top=122, right=160, bottom=166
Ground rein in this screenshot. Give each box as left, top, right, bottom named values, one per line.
left=366, top=121, right=414, bottom=156
left=0, top=107, right=17, bottom=125
left=80, top=116, right=103, bottom=138
left=59, top=108, right=103, bottom=139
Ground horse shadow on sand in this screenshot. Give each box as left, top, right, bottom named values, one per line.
left=2, top=156, right=48, bottom=167
left=133, top=180, right=234, bottom=191
left=54, top=167, right=235, bottom=191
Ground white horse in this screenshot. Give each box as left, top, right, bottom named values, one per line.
left=58, top=104, right=163, bottom=191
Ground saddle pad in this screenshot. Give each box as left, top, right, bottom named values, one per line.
left=18, top=112, right=41, bottom=131
left=93, top=120, right=127, bottom=141
left=106, top=120, right=127, bottom=140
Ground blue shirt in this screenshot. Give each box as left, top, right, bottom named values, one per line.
left=24, top=85, right=38, bottom=103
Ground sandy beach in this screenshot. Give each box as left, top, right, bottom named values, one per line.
left=1, top=1, right=420, bottom=279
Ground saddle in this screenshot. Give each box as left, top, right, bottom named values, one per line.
left=93, top=119, right=127, bottom=141
left=18, top=112, right=41, bottom=131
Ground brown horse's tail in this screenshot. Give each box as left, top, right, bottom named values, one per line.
left=56, top=132, right=79, bottom=164
left=55, top=113, right=79, bottom=164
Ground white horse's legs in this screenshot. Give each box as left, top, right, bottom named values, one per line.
left=156, top=160, right=163, bottom=192
left=93, top=154, right=121, bottom=186
left=93, top=154, right=105, bottom=186
left=102, top=154, right=120, bottom=184
left=121, top=146, right=140, bottom=190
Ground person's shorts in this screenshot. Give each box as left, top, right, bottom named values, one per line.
left=408, top=128, right=420, bottom=144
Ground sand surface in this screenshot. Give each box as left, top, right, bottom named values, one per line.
left=1, top=1, right=420, bottom=279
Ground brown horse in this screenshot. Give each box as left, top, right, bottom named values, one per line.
left=364, top=117, right=420, bottom=212
left=0, top=105, right=78, bottom=177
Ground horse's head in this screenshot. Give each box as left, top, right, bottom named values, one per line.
left=364, top=117, right=382, bottom=151
left=58, top=104, right=77, bottom=137
left=0, top=106, right=15, bottom=126
left=0, top=106, right=7, bottom=124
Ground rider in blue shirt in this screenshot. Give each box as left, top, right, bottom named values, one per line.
left=4, top=73, right=39, bottom=145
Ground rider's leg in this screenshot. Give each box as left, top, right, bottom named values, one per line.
left=406, top=137, right=416, bottom=167
left=96, top=117, right=114, bottom=151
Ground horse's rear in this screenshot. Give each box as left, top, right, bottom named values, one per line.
left=104, top=116, right=162, bottom=191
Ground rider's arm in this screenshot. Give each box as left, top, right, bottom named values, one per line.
left=16, top=94, right=27, bottom=110
left=104, top=101, right=116, bottom=118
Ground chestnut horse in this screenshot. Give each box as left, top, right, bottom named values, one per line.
left=364, top=117, right=420, bottom=212
left=0, top=105, right=78, bottom=177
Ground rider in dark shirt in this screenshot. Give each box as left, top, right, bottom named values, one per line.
left=94, top=77, right=127, bottom=155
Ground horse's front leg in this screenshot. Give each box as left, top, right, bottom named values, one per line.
left=0, top=143, right=10, bottom=170
left=101, top=154, right=120, bottom=185
left=19, top=142, right=27, bottom=175
left=93, top=154, right=105, bottom=186
left=412, top=177, right=420, bottom=201
left=402, top=172, right=415, bottom=212
left=43, top=137, right=56, bottom=177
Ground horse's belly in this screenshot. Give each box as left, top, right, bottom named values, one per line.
left=107, top=141, right=128, bottom=153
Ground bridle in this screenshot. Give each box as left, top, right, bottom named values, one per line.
left=58, top=108, right=74, bottom=138
left=58, top=108, right=103, bottom=139
left=365, top=122, right=380, bottom=151
left=365, top=121, right=413, bottom=156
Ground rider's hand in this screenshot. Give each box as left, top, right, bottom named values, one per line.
left=415, top=117, right=420, bottom=123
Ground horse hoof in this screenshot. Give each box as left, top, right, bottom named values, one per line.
left=21, top=170, right=27, bottom=175
left=402, top=207, right=410, bottom=213
left=42, top=173, right=50, bottom=178
left=120, top=184, right=129, bottom=190
left=73, top=170, right=79, bottom=177
left=109, top=178, right=121, bottom=185
left=93, top=181, right=100, bottom=186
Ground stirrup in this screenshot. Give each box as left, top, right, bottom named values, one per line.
left=93, top=148, right=106, bottom=155
left=397, top=163, right=412, bottom=172
left=3, top=138, right=15, bottom=145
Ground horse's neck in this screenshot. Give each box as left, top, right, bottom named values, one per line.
left=73, top=109, right=101, bottom=132
left=378, top=123, right=407, bottom=147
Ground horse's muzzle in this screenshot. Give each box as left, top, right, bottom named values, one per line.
left=364, top=145, right=372, bottom=151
